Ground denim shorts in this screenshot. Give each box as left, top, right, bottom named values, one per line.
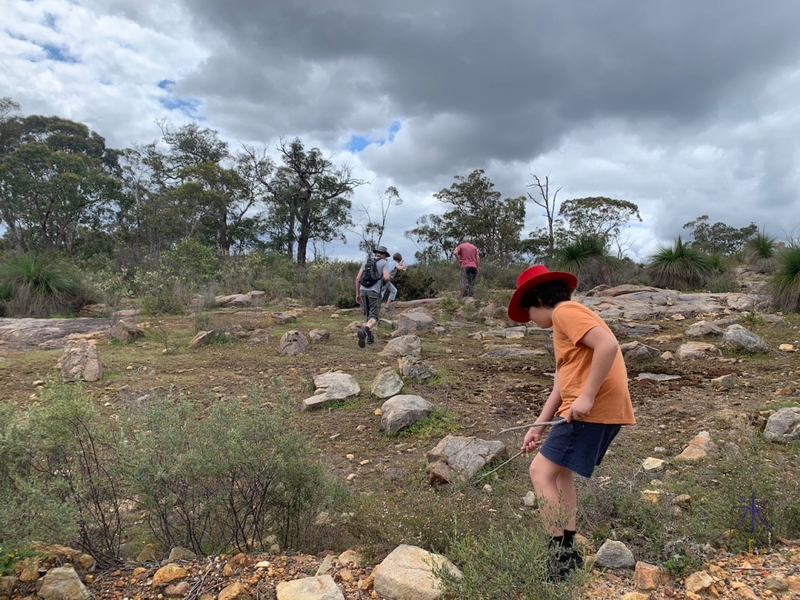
left=539, top=420, right=622, bottom=478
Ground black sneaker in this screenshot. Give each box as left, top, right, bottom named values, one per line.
left=366, top=329, right=375, bottom=345
left=357, top=328, right=366, bottom=348
left=549, top=547, right=584, bottom=582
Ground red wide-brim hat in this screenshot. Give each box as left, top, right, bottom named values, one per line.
left=507, top=265, right=578, bottom=323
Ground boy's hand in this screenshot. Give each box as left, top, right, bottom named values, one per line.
left=521, top=426, right=544, bottom=454
left=567, top=393, right=594, bottom=421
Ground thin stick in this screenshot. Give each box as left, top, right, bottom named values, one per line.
left=475, top=449, right=525, bottom=481
left=499, top=418, right=566, bottom=434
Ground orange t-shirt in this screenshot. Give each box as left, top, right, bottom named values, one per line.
left=551, top=301, right=635, bottom=425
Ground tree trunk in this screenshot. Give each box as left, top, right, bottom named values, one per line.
left=296, top=235, right=308, bottom=266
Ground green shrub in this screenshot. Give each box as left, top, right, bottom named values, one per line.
left=162, top=238, right=219, bottom=287
left=301, top=260, right=360, bottom=307
left=706, top=274, right=741, bottom=293
left=351, top=486, right=468, bottom=557
left=745, top=231, right=779, bottom=274
left=0, top=253, right=94, bottom=317
left=394, top=264, right=438, bottom=300
left=140, top=293, right=185, bottom=316
left=553, top=235, right=620, bottom=291
left=0, top=380, right=125, bottom=566
left=646, top=236, right=714, bottom=290
left=126, top=390, right=344, bottom=554
left=437, top=524, right=583, bottom=600
left=768, top=244, right=800, bottom=312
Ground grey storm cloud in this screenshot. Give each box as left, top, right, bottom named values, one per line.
left=175, top=0, right=800, bottom=180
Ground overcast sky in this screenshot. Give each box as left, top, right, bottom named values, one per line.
left=3, top=0, right=800, bottom=263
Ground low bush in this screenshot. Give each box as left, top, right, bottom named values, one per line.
left=0, top=253, right=94, bottom=317
left=125, top=390, right=344, bottom=554
left=745, top=231, right=779, bottom=274
left=437, top=523, right=583, bottom=600
left=0, top=381, right=345, bottom=563
left=646, top=236, right=714, bottom=290
left=0, top=380, right=124, bottom=567
left=768, top=244, right=800, bottom=312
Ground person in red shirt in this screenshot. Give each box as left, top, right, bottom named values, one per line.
left=507, top=264, right=635, bottom=581
left=453, top=236, right=480, bottom=297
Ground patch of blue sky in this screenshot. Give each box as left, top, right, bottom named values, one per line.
left=157, top=80, right=204, bottom=119
left=159, top=95, right=203, bottom=120
left=344, top=120, right=402, bottom=153
left=43, top=13, right=58, bottom=31
left=41, top=44, right=79, bottom=63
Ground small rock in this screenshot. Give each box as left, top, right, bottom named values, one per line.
left=152, top=564, right=189, bottom=586
left=684, top=570, right=713, bottom=594
left=594, top=539, right=635, bottom=568
left=642, top=457, right=666, bottom=471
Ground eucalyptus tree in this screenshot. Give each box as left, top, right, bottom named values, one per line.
left=260, top=138, right=364, bottom=265
left=682, top=215, right=757, bottom=256
left=558, top=197, right=642, bottom=258
left=406, top=169, right=525, bottom=261
left=117, top=123, right=268, bottom=258
left=0, top=112, right=122, bottom=255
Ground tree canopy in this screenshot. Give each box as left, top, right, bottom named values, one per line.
left=0, top=113, right=122, bottom=255
left=406, top=169, right=525, bottom=262
left=682, top=215, right=757, bottom=255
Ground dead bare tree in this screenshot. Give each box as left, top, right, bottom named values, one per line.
left=526, top=174, right=561, bottom=261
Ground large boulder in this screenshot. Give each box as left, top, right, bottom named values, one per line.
left=371, top=367, right=404, bottom=398
left=302, top=372, right=360, bottom=411
left=373, top=544, right=461, bottom=600
left=394, top=311, right=436, bottom=336
left=620, top=341, right=660, bottom=363
left=426, top=436, right=506, bottom=483
left=57, top=339, right=103, bottom=381
left=381, top=335, right=422, bottom=357
left=720, top=324, right=769, bottom=353
left=37, top=566, right=90, bottom=600
left=275, top=575, right=344, bottom=600
left=381, top=395, right=435, bottom=433
left=398, top=355, right=436, bottom=380
left=110, top=319, right=145, bottom=344
left=676, top=342, right=716, bottom=361
left=763, top=407, right=800, bottom=442
left=280, top=330, right=309, bottom=356
left=595, top=540, right=635, bottom=568
left=674, top=431, right=717, bottom=462
left=189, top=329, right=220, bottom=348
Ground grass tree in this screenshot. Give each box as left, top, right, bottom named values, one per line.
left=768, top=244, right=800, bottom=312
left=552, top=235, right=619, bottom=291
left=0, top=253, right=91, bottom=317
left=744, top=231, right=779, bottom=273
left=646, top=236, right=713, bottom=290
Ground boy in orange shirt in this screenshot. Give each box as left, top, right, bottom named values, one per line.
left=507, top=265, right=635, bottom=579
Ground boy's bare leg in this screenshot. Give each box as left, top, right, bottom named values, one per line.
left=530, top=452, right=577, bottom=536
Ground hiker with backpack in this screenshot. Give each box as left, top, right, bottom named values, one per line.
left=383, top=252, right=407, bottom=311
left=355, top=245, right=391, bottom=347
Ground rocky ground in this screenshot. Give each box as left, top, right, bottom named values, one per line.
left=1, top=282, right=799, bottom=599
